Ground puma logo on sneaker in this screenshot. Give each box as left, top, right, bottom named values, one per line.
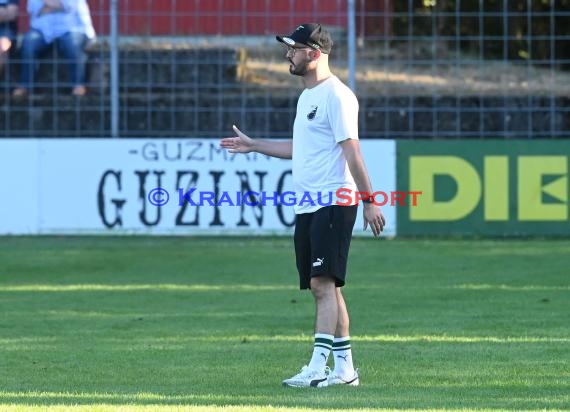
left=327, top=369, right=360, bottom=386
left=282, top=365, right=330, bottom=388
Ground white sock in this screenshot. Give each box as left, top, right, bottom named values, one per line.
left=332, top=336, right=355, bottom=376
left=307, top=333, right=333, bottom=372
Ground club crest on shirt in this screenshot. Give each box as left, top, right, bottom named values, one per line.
left=307, top=106, right=318, bottom=120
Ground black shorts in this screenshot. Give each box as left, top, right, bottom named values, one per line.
left=294, top=205, right=358, bottom=290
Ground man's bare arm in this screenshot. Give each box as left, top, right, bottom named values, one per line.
left=220, top=125, right=292, bottom=159
left=340, top=138, right=386, bottom=236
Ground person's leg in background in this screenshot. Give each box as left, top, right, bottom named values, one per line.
left=57, top=31, right=88, bottom=96
left=0, top=36, right=13, bottom=79
left=13, top=30, right=50, bottom=97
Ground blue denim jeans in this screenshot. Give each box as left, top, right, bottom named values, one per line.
left=18, top=30, right=89, bottom=90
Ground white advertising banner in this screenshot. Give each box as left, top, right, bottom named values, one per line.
left=0, top=139, right=396, bottom=236
left=0, top=140, right=40, bottom=234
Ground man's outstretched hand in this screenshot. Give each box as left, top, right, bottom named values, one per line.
left=220, top=125, right=254, bottom=154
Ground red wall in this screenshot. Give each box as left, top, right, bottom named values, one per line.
left=17, top=0, right=391, bottom=36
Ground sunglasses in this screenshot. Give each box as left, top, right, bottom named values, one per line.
left=284, top=46, right=314, bottom=56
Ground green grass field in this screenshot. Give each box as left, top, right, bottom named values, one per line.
left=0, top=236, right=568, bottom=412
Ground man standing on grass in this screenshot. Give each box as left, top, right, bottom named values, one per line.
left=220, top=23, right=385, bottom=388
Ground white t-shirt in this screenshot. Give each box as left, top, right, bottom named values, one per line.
left=292, top=75, right=359, bottom=214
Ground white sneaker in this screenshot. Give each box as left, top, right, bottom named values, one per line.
left=327, top=368, right=359, bottom=386
left=282, top=365, right=329, bottom=388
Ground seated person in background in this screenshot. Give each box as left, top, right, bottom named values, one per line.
left=0, top=0, right=19, bottom=79
left=12, top=0, right=95, bottom=97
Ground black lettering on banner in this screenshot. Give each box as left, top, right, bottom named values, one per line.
left=236, top=171, right=267, bottom=227
left=176, top=171, right=200, bottom=226
left=135, top=170, right=165, bottom=226
left=98, top=170, right=126, bottom=228
left=276, top=170, right=295, bottom=227
left=209, top=171, right=225, bottom=226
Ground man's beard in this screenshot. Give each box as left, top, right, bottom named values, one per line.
left=289, top=58, right=310, bottom=76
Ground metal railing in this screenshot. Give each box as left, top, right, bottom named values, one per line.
left=1, top=0, right=568, bottom=139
